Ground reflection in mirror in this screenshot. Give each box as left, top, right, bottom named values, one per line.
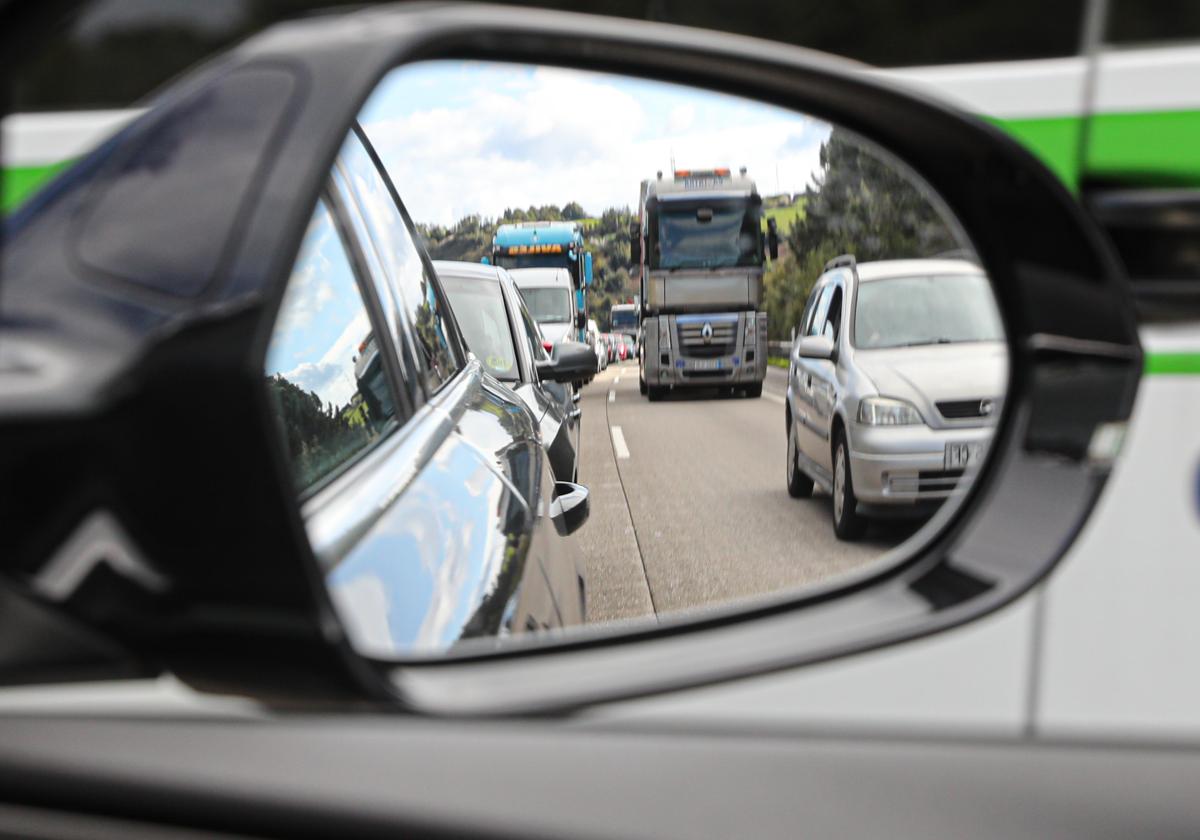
left=287, top=60, right=1007, bottom=658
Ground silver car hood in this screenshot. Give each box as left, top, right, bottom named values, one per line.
left=855, top=341, right=1008, bottom=404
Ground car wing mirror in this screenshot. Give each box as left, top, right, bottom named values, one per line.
left=795, top=335, right=835, bottom=360
left=537, top=341, right=598, bottom=383
left=0, top=4, right=1140, bottom=716
left=550, top=481, right=590, bottom=536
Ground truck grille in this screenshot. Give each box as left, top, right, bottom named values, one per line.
left=937, top=399, right=997, bottom=420
left=677, top=318, right=737, bottom=359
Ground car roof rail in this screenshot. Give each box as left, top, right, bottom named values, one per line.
left=929, top=248, right=981, bottom=263
left=824, top=254, right=856, bottom=272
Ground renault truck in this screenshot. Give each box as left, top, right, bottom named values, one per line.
left=633, top=167, right=778, bottom=400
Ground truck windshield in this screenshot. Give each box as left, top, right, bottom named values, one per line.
left=653, top=201, right=762, bottom=270
left=520, top=287, right=572, bottom=323
left=853, top=273, right=1004, bottom=349
left=496, top=252, right=571, bottom=271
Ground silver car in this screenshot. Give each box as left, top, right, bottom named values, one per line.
left=785, top=257, right=1007, bottom=540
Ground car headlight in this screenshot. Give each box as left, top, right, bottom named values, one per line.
left=858, top=397, right=924, bottom=426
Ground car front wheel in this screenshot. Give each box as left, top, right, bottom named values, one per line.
left=832, top=432, right=867, bottom=540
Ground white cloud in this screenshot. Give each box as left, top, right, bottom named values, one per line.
left=362, top=64, right=831, bottom=226
left=280, top=307, right=370, bottom=408
left=666, top=103, right=695, bottom=134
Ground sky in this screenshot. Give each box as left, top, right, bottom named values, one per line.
left=359, top=60, right=833, bottom=227
left=266, top=199, right=371, bottom=409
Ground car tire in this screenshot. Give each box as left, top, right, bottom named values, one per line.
left=639, top=372, right=647, bottom=395
left=744, top=382, right=763, bottom=398
left=786, top=421, right=814, bottom=498
left=832, top=431, right=867, bottom=540
left=647, top=385, right=665, bottom=402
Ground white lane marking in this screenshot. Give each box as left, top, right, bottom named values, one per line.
left=608, top=390, right=616, bottom=403
left=763, top=392, right=786, bottom=406
left=611, top=425, right=631, bottom=459
left=614, top=376, right=621, bottom=385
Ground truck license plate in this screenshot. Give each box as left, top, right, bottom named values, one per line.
left=691, top=359, right=722, bottom=371
left=944, top=442, right=984, bottom=470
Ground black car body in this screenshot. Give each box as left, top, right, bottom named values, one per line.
left=435, top=260, right=585, bottom=484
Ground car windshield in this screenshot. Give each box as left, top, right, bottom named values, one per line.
left=611, top=308, right=638, bottom=330
left=853, top=273, right=1004, bottom=349
left=654, top=200, right=762, bottom=270
left=520, top=287, right=572, bottom=323
left=439, top=274, right=519, bottom=381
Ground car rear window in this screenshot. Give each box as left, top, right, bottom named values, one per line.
left=440, top=274, right=520, bottom=382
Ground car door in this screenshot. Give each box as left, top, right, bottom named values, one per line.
left=792, top=280, right=834, bottom=477
left=808, top=277, right=846, bottom=475
left=507, top=275, right=581, bottom=483
left=295, top=129, right=565, bottom=654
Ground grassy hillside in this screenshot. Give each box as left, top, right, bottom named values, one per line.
left=763, top=194, right=806, bottom=232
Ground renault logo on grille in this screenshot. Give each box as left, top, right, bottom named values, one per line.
left=701, top=322, right=714, bottom=343
left=980, top=399, right=994, bottom=417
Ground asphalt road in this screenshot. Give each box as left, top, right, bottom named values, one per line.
left=575, top=361, right=919, bottom=626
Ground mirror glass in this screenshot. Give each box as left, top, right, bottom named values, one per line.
left=268, top=60, right=1008, bottom=657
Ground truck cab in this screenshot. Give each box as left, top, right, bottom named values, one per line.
left=634, top=168, right=777, bottom=399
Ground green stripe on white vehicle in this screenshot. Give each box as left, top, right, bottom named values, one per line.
left=1, top=109, right=142, bottom=210
left=4, top=47, right=1198, bottom=375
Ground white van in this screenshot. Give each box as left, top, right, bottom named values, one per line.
left=509, top=267, right=578, bottom=348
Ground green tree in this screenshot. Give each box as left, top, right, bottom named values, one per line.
left=764, top=128, right=961, bottom=340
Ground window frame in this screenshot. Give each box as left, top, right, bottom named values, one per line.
left=343, top=123, right=468, bottom=400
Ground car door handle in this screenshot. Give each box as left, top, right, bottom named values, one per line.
left=569, top=408, right=581, bottom=421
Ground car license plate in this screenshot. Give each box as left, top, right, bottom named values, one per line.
left=944, top=442, right=984, bottom=470
left=690, top=359, right=723, bottom=371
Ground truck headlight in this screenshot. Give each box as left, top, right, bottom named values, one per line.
left=858, top=397, right=923, bottom=426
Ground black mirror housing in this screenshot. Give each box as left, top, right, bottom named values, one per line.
left=537, top=341, right=598, bottom=383
left=550, top=481, right=590, bottom=536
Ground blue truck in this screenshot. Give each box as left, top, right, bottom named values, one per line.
left=489, top=221, right=593, bottom=341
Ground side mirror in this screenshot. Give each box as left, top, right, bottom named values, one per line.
left=575, top=311, right=586, bottom=330
left=629, top=222, right=641, bottom=265
left=550, top=481, right=590, bottom=537
left=795, top=334, right=835, bottom=360
left=536, top=340, right=598, bottom=383
left=767, top=217, right=780, bottom=261
left=584, top=252, right=593, bottom=287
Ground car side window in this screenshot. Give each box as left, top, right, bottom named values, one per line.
left=797, top=283, right=822, bottom=338
left=336, top=126, right=463, bottom=395
left=822, top=286, right=844, bottom=342
left=806, top=283, right=835, bottom=337
left=264, top=199, right=399, bottom=493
